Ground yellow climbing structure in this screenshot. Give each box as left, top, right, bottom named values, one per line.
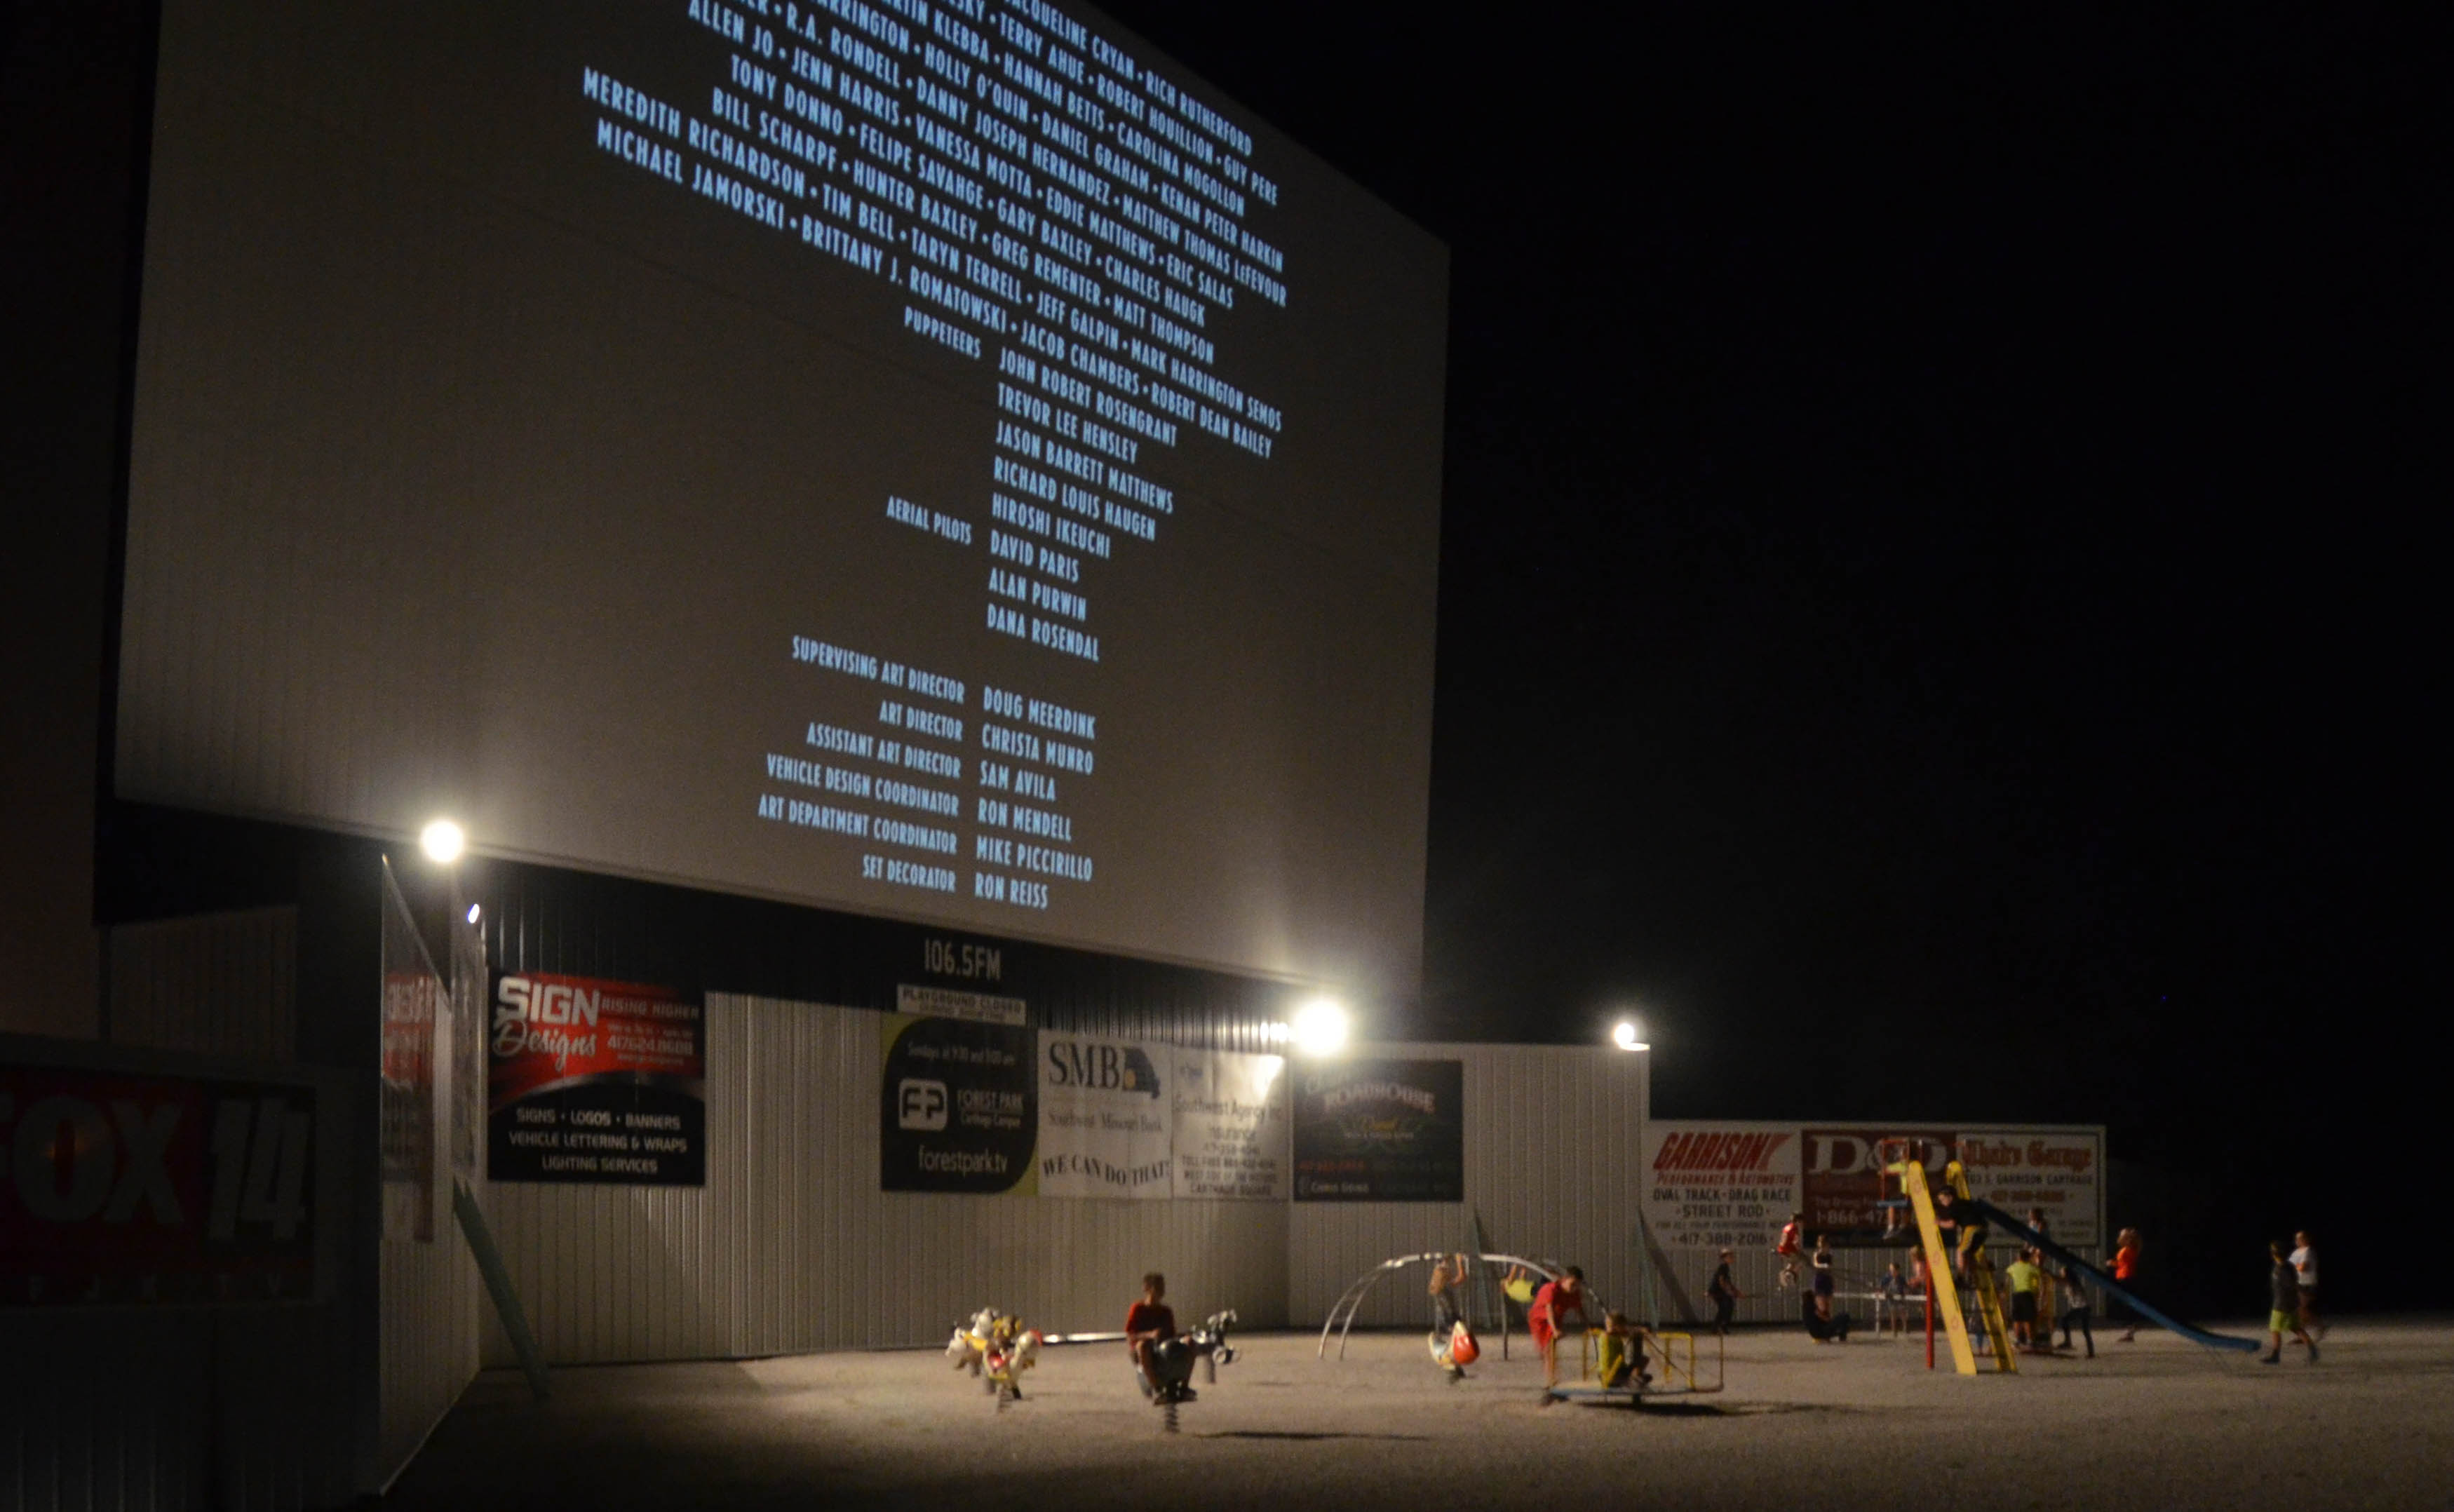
left=1889, top=1155, right=2016, bottom=1375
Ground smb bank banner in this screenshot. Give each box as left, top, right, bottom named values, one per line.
left=880, top=1014, right=1288, bottom=1199
left=1643, top=1121, right=2103, bottom=1253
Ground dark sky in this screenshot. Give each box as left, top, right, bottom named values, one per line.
left=1097, top=3, right=2433, bottom=1280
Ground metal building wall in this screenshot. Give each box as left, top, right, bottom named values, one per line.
left=104, top=905, right=298, bottom=1063
left=478, top=994, right=1290, bottom=1366
left=1288, top=1041, right=1651, bottom=1329
left=373, top=868, right=483, bottom=1489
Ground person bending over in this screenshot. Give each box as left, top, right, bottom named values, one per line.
left=1528, top=1266, right=1589, bottom=1389
left=1126, top=1272, right=1215, bottom=1403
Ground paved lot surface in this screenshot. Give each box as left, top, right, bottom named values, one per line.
left=389, top=1318, right=2454, bottom=1511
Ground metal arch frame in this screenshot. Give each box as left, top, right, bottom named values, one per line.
left=1316, top=1253, right=1587, bottom=1361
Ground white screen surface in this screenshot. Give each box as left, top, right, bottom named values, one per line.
left=118, top=0, right=1446, bottom=996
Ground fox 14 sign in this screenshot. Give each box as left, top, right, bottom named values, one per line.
left=1, top=1045, right=323, bottom=1306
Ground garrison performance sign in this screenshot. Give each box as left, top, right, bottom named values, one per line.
left=488, top=971, right=705, bottom=1185
left=879, top=1011, right=1036, bottom=1194
left=1291, top=1058, right=1464, bottom=1202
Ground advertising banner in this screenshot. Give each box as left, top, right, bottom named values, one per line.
left=1800, top=1128, right=1956, bottom=1242
left=1959, top=1129, right=2103, bottom=1251
left=1035, top=1032, right=1173, bottom=1199
left=1170, top=1049, right=1290, bottom=1201
left=1291, top=1058, right=1465, bottom=1202
left=1644, top=1122, right=1802, bottom=1251
left=380, top=964, right=441, bottom=1240
left=879, top=1011, right=1035, bottom=1194
left=1643, top=1123, right=2105, bottom=1253
left=1, top=1056, right=320, bottom=1305
left=487, top=971, right=705, bottom=1185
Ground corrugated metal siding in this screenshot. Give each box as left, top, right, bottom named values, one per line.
left=377, top=1233, right=482, bottom=1484
left=0, top=1306, right=358, bottom=1512
left=1288, top=1042, right=1651, bottom=1328
left=479, top=995, right=1289, bottom=1366
left=105, top=905, right=297, bottom=1062
left=375, top=868, right=482, bottom=1487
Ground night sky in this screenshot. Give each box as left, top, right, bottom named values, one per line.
left=1098, top=6, right=2431, bottom=1306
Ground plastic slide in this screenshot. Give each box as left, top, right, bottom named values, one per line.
left=1960, top=1199, right=2259, bottom=1354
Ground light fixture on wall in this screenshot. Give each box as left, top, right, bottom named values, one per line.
left=1290, top=997, right=1350, bottom=1056
left=419, top=818, right=466, bottom=864
left=1612, top=1019, right=1649, bottom=1052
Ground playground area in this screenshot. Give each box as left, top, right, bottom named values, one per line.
left=386, top=1318, right=2454, bottom=1512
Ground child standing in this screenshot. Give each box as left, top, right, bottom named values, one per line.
left=2056, top=1262, right=2094, bottom=1357
left=2263, top=1241, right=2317, bottom=1364
left=1707, top=1248, right=1742, bottom=1336
left=2004, top=1247, right=2043, bottom=1349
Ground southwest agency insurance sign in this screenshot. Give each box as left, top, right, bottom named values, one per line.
left=880, top=1011, right=1036, bottom=1194
left=1292, top=1059, right=1465, bottom=1202
left=1, top=1056, right=318, bottom=1305
left=489, top=972, right=705, bottom=1185
left=1171, top=1048, right=1289, bottom=1201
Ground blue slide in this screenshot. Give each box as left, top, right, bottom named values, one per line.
left=1961, top=1199, right=2260, bottom=1354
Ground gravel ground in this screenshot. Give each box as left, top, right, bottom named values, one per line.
left=388, top=1318, right=2454, bottom=1511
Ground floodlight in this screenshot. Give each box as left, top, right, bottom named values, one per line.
left=1291, top=997, right=1349, bottom=1056
left=1612, top=1020, right=1649, bottom=1052
left=419, top=818, right=466, bottom=864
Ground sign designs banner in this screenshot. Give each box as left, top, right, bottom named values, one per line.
left=1036, top=1033, right=1173, bottom=1199
left=1171, top=1049, right=1289, bottom=1201
left=1645, top=1122, right=1802, bottom=1251
left=2, top=1057, right=318, bottom=1305
left=879, top=1011, right=1036, bottom=1194
left=1291, top=1058, right=1464, bottom=1202
left=488, top=971, right=705, bottom=1185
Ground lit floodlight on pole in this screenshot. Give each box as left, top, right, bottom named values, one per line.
left=1291, top=997, right=1349, bottom=1056
left=419, top=818, right=466, bottom=865
left=1612, top=1020, right=1649, bottom=1052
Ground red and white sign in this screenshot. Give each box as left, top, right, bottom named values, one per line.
left=1, top=1055, right=320, bottom=1305
left=1643, top=1122, right=1801, bottom=1250
left=1645, top=1120, right=2105, bottom=1254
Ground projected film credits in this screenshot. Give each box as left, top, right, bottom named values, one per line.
left=584, top=0, right=1288, bottom=917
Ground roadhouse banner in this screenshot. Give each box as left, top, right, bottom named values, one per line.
left=879, top=1011, right=1036, bottom=1194
left=488, top=971, right=705, bottom=1185
left=1036, top=1032, right=1173, bottom=1199
left=1170, top=1048, right=1289, bottom=1201
left=1291, top=1058, right=1464, bottom=1202
left=1, top=1051, right=321, bottom=1305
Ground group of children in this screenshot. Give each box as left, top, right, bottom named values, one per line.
left=1429, top=1256, right=1656, bottom=1392
left=1769, top=1208, right=2102, bottom=1354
